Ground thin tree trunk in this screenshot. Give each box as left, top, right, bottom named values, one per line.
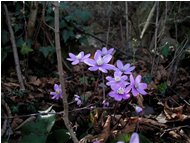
left=4, top=4, right=25, bottom=90
left=53, top=2, right=79, bottom=143
left=27, top=2, right=38, bottom=39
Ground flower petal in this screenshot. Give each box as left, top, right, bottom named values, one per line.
left=108, top=48, right=114, bottom=54
left=114, top=94, right=122, bottom=101
left=116, top=60, right=123, bottom=69
left=132, top=87, right=139, bottom=97
left=69, top=53, right=76, bottom=59
left=82, top=53, right=91, bottom=61
left=106, top=76, right=113, bottom=81
left=114, top=71, right=122, bottom=77
left=124, top=63, right=130, bottom=70
left=129, top=132, right=139, bottom=143
left=130, top=74, right=135, bottom=84
left=102, top=47, right=107, bottom=54
left=72, top=60, right=79, bottom=65
left=137, top=88, right=147, bottom=95
left=54, top=84, right=59, bottom=90
left=139, top=83, right=147, bottom=89
left=121, top=75, right=128, bottom=80
left=84, top=59, right=96, bottom=66
left=50, top=92, right=56, bottom=96
left=66, top=58, right=74, bottom=61
left=108, top=91, right=115, bottom=98
left=123, top=93, right=130, bottom=99
left=103, top=54, right=112, bottom=63
left=135, top=75, right=142, bottom=84
left=79, top=51, right=84, bottom=57
left=88, top=66, right=99, bottom=71
left=99, top=67, right=108, bottom=73
left=103, top=64, right=115, bottom=70
left=94, top=50, right=102, bottom=61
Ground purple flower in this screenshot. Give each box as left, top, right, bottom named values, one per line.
left=115, top=60, right=135, bottom=74
left=134, top=105, right=143, bottom=114
left=127, top=75, right=147, bottom=97
left=106, top=71, right=129, bottom=88
left=84, top=50, right=115, bottom=73
left=97, top=47, right=115, bottom=56
left=74, top=95, right=82, bottom=106
left=67, top=51, right=90, bottom=65
left=129, top=132, right=139, bottom=143
left=102, top=100, right=109, bottom=107
left=50, top=84, right=62, bottom=100
left=108, top=83, right=130, bottom=101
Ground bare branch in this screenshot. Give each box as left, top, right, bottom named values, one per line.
left=4, top=4, right=25, bottom=90
left=53, top=2, right=79, bottom=143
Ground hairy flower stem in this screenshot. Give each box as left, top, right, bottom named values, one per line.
left=102, top=73, right=106, bottom=100
left=53, top=2, right=78, bottom=143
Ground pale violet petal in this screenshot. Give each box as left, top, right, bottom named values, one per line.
left=72, top=60, right=79, bottom=65
left=129, top=132, right=139, bottom=143
left=99, top=67, right=108, bottom=73
left=69, top=53, right=76, bottom=59
left=84, top=59, right=96, bottom=66
left=132, top=87, right=139, bottom=97
left=94, top=50, right=102, bottom=61
left=116, top=60, right=123, bottom=70
left=135, top=75, right=142, bottom=84
left=89, top=66, right=99, bottom=71
left=103, top=54, right=112, bottom=63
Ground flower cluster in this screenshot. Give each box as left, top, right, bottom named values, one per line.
left=65, top=47, right=148, bottom=102
left=51, top=47, right=147, bottom=102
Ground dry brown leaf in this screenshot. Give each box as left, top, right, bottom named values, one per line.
left=136, top=94, right=145, bottom=108
left=94, top=115, right=111, bottom=143
left=3, top=82, right=20, bottom=87
left=164, top=100, right=184, bottom=120
left=168, top=130, right=181, bottom=139
left=11, top=117, right=23, bottom=129
left=28, top=76, right=41, bottom=86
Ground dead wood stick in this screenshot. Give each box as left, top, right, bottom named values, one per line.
left=53, top=2, right=79, bottom=143
left=4, top=4, right=25, bottom=90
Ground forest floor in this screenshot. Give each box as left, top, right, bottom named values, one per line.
left=1, top=46, right=190, bottom=143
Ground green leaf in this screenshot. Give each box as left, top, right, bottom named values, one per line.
left=53, top=129, right=70, bottom=143
left=66, top=9, right=91, bottom=24
left=79, top=76, right=88, bottom=85
left=157, top=82, right=167, bottom=95
left=78, top=36, right=89, bottom=45
left=20, top=42, right=33, bottom=55
left=20, top=107, right=56, bottom=143
left=14, top=24, right=23, bottom=33
left=39, top=46, right=55, bottom=58
left=161, top=43, right=170, bottom=57
left=62, top=29, right=74, bottom=43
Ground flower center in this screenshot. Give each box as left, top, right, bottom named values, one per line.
left=117, top=87, right=125, bottom=94
left=96, top=57, right=104, bottom=66
left=114, top=76, right=121, bottom=82
left=56, top=90, right=61, bottom=95
left=135, top=83, right=139, bottom=89
left=76, top=53, right=82, bottom=59
left=121, top=67, right=126, bottom=72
